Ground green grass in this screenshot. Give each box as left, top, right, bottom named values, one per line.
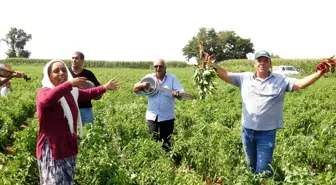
left=0, top=64, right=335, bottom=185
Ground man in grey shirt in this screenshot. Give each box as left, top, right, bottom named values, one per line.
left=212, top=50, right=332, bottom=177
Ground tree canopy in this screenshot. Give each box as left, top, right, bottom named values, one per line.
left=1, top=27, right=32, bottom=58
left=182, top=28, right=254, bottom=62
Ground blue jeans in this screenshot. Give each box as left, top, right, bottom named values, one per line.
left=80, top=108, right=94, bottom=125
left=242, top=127, right=276, bottom=176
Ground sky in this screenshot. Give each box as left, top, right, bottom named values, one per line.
left=0, top=0, right=335, bottom=61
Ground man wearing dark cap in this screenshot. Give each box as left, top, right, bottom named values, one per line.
left=211, top=50, right=334, bottom=177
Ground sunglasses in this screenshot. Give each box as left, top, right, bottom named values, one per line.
left=154, top=65, right=164, bottom=68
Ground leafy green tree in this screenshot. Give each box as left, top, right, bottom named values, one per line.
left=182, top=28, right=254, bottom=62
left=6, top=49, right=17, bottom=58
left=18, top=50, right=31, bottom=58
left=270, top=53, right=281, bottom=59
left=1, top=27, right=32, bottom=58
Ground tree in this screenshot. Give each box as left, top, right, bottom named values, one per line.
left=270, top=53, right=281, bottom=59
left=1, top=27, right=32, bottom=58
left=18, top=50, right=31, bottom=58
left=182, top=28, right=254, bottom=62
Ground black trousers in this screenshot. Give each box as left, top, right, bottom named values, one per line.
left=148, top=118, right=174, bottom=151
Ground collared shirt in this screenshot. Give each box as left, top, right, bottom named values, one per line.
left=137, top=73, right=183, bottom=122
left=230, top=72, right=297, bottom=130
left=1, top=87, right=10, bottom=96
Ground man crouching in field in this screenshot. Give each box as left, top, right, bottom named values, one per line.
left=211, top=50, right=335, bottom=177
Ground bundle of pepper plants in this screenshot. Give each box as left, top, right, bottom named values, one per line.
left=193, top=41, right=218, bottom=99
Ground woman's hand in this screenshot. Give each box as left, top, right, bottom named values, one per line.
left=69, top=77, right=87, bottom=87
left=104, top=79, right=120, bottom=91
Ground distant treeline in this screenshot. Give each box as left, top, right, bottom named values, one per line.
left=0, top=58, right=328, bottom=74
left=0, top=58, right=189, bottom=69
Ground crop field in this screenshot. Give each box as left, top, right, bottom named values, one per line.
left=1, top=59, right=336, bottom=184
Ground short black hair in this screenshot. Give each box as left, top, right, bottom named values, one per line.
left=74, top=51, right=85, bottom=60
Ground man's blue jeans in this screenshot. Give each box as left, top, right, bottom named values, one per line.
left=242, top=127, right=276, bottom=176
left=80, top=108, right=94, bottom=125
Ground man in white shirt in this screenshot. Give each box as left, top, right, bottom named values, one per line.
left=1, top=80, right=10, bottom=97
left=133, top=59, right=183, bottom=152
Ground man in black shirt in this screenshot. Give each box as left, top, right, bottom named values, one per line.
left=69, top=51, right=101, bottom=125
